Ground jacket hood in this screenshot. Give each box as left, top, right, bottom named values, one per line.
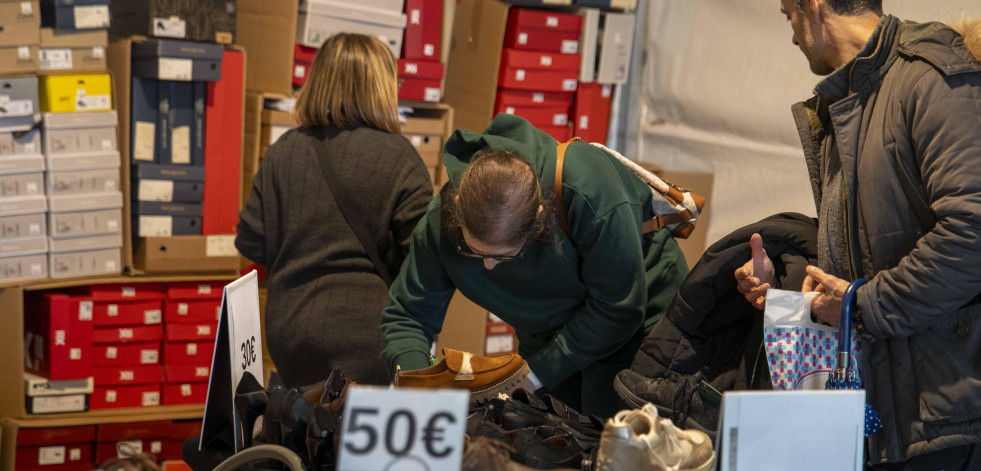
left=441, top=114, right=558, bottom=188
left=898, top=18, right=981, bottom=75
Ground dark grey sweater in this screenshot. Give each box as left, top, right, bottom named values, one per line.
left=236, top=126, right=433, bottom=387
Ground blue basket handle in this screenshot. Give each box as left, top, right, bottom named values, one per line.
left=838, top=278, right=867, bottom=354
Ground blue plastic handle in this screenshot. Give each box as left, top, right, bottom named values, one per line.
left=838, top=278, right=868, bottom=354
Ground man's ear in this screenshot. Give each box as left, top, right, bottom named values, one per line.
left=805, top=0, right=825, bottom=25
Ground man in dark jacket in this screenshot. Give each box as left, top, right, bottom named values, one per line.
left=737, top=0, right=981, bottom=467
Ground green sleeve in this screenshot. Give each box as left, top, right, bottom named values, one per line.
left=380, top=200, right=456, bottom=379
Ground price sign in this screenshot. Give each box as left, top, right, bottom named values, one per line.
left=338, top=386, right=468, bottom=471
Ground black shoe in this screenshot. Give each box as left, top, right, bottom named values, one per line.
left=306, top=396, right=343, bottom=471
left=508, top=426, right=586, bottom=469
left=613, top=369, right=720, bottom=438
left=234, top=371, right=267, bottom=449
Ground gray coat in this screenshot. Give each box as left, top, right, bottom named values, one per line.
left=791, top=18, right=981, bottom=463
left=236, top=126, right=433, bottom=387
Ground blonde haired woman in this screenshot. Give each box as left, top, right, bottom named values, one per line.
left=236, top=33, right=433, bottom=387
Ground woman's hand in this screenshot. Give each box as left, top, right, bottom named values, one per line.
left=804, top=265, right=849, bottom=327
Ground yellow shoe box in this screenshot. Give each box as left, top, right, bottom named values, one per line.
left=38, top=73, right=112, bottom=112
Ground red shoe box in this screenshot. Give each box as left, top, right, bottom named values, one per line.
left=293, top=43, right=317, bottom=87
left=97, top=420, right=172, bottom=442
left=93, top=299, right=163, bottom=326
left=498, top=66, right=578, bottom=93
left=93, top=365, right=163, bottom=387
left=399, top=77, right=442, bottom=102
left=162, top=382, right=209, bottom=405
left=163, top=364, right=210, bottom=384
left=165, top=322, right=218, bottom=342
left=166, top=420, right=202, bottom=460
left=504, top=26, right=580, bottom=54
left=163, top=341, right=214, bottom=365
left=93, top=343, right=161, bottom=367
left=204, top=49, right=245, bottom=235
left=500, top=48, right=580, bottom=72
left=402, top=0, right=442, bottom=60
left=24, top=293, right=94, bottom=380
left=18, top=425, right=95, bottom=446
left=495, top=104, right=569, bottom=128
left=506, top=8, right=583, bottom=33
left=15, top=444, right=92, bottom=470
left=79, top=283, right=165, bottom=302
left=166, top=281, right=225, bottom=300
left=487, top=322, right=516, bottom=336
left=496, top=89, right=574, bottom=108
left=573, top=82, right=613, bottom=144
left=90, top=384, right=161, bottom=409
left=93, top=325, right=163, bottom=344
left=539, top=126, right=572, bottom=143
left=96, top=439, right=168, bottom=464
left=398, top=59, right=444, bottom=80
left=164, top=299, right=221, bottom=324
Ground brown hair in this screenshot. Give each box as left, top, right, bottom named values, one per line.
left=445, top=149, right=554, bottom=247
left=293, top=33, right=401, bottom=133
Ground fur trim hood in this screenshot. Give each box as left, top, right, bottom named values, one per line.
left=953, top=17, right=981, bottom=62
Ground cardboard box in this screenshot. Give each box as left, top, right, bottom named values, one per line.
left=39, top=27, right=107, bottom=72
left=297, top=0, right=407, bottom=56
left=240, top=92, right=263, bottom=207
left=92, top=324, right=162, bottom=344
left=92, top=343, right=160, bottom=367
left=95, top=439, right=167, bottom=464
left=47, top=168, right=118, bottom=196
left=45, top=152, right=119, bottom=173
left=41, top=110, right=117, bottom=155
left=133, top=215, right=202, bottom=237
left=132, top=201, right=203, bottom=217
left=0, top=154, right=44, bottom=176
left=92, top=364, right=162, bottom=387
left=161, top=382, right=207, bottom=405
left=292, top=43, right=316, bottom=87
left=578, top=8, right=600, bottom=82
left=48, top=191, right=122, bottom=213
left=574, top=0, right=637, bottom=9
left=0, top=195, right=46, bottom=216
left=399, top=104, right=452, bottom=188
left=90, top=383, right=160, bottom=409
left=401, top=0, right=442, bottom=60
left=596, top=12, right=635, bottom=84
left=109, top=0, right=236, bottom=44
left=24, top=373, right=93, bottom=397
left=133, top=235, right=240, bottom=273
left=162, top=341, right=214, bottom=365
left=133, top=180, right=203, bottom=203
left=0, top=45, right=40, bottom=74
left=0, top=235, right=47, bottom=256
left=0, top=1, right=40, bottom=48
left=237, top=0, right=299, bottom=95
left=202, top=48, right=244, bottom=235
left=38, top=73, right=111, bottom=112
left=132, top=57, right=223, bottom=83
left=25, top=393, right=88, bottom=414
left=48, top=208, right=120, bottom=240
left=572, top=82, right=612, bottom=143
left=0, top=76, right=40, bottom=131
left=131, top=163, right=205, bottom=182
left=15, top=443, right=92, bottom=469
left=1, top=212, right=46, bottom=239
left=164, top=322, right=216, bottom=343
left=92, top=299, right=163, bottom=326
left=0, top=252, right=47, bottom=283
left=0, top=128, right=41, bottom=155
left=40, top=0, right=110, bottom=31
left=49, top=246, right=122, bottom=278
left=48, top=233, right=122, bottom=254
left=23, top=293, right=95, bottom=380
left=163, top=364, right=210, bottom=383
left=434, top=291, right=488, bottom=359
left=0, top=172, right=42, bottom=198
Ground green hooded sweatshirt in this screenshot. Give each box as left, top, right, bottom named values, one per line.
left=380, top=114, right=688, bottom=389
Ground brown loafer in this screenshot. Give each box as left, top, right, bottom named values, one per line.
left=396, top=348, right=530, bottom=403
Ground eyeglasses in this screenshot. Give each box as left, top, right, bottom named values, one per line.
left=456, top=244, right=527, bottom=263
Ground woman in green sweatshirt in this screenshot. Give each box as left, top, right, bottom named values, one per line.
left=380, top=114, right=688, bottom=417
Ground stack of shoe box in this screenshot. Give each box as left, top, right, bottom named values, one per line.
left=397, top=0, right=444, bottom=102
left=84, top=283, right=164, bottom=410
left=0, top=76, right=47, bottom=283
left=15, top=425, right=95, bottom=471
left=0, top=0, right=42, bottom=75
left=23, top=293, right=95, bottom=414
left=494, top=8, right=582, bottom=142
left=38, top=0, right=110, bottom=75
left=40, top=0, right=110, bottom=32
left=572, top=6, right=635, bottom=144
left=294, top=0, right=407, bottom=86
left=129, top=39, right=223, bottom=239
left=95, top=421, right=170, bottom=465
left=109, top=0, right=236, bottom=45
left=161, top=281, right=221, bottom=405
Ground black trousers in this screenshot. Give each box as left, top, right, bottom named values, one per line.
left=868, top=444, right=981, bottom=471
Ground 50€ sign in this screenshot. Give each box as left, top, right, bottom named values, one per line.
left=337, top=386, right=469, bottom=471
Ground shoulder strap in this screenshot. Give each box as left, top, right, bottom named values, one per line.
left=553, top=138, right=577, bottom=240
left=311, top=128, right=394, bottom=287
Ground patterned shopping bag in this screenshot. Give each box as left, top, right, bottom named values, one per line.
left=763, top=290, right=861, bottom=390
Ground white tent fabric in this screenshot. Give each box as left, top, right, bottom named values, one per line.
left=638, top=1, right=981, bottom=248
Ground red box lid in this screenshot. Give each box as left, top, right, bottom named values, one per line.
left=500, top=48, right=581, bottom=72
left=93, top=343, right=161, bottom=367
left=165, top=281, right=225, bottom=300
left=170, top=420, right=203, bottom=440
left=498, top=65, right=579, bottom=93
left=163, top=363, right=211, bottom=383
left=93, top=299, right=164, bottom=326
left=93, top=325, right=163, bottom=344
left=504, top=25, right=581, bottom=54
left=397, top=59, right=445, bottom=79
left=507, top=8, right=582, bottom=33
left=164, top=299, right=221, bottom=325
left=81, top=283, right=165, bottom=302
left=97, top=421, right=172, bottom=442
left=17, top=425, right=95, bottom=447
left=93, top=364, right=163, bottom=387
left=495, top=89, right=574, bottom=108
left=162, top=383, right=209, bottom=405
left=165, top=322, right=218, bottom=342
left=293, top=43, right=317, bottom=62
left=398, top=77, right=442, bottom=103
left=90, top=384, right=161, bottom=410
left=163, top=341, right=215, bottom=365
left=15, top=444, right=92, bottom=470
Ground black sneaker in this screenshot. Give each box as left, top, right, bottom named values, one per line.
left=613, top=369, right=720, bottom=438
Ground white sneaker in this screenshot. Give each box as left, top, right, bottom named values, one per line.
left=596, top=403, right=715, bottom=471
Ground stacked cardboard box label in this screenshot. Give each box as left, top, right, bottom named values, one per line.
left=494, top=8, right=582, bottom=143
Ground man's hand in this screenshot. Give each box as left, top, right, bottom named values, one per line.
left=805, top=265, right=849, bottom=327
left=735, top=233, right=775, bottom=310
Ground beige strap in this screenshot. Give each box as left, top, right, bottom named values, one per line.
left=553, top=138, right=578, bottom=240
